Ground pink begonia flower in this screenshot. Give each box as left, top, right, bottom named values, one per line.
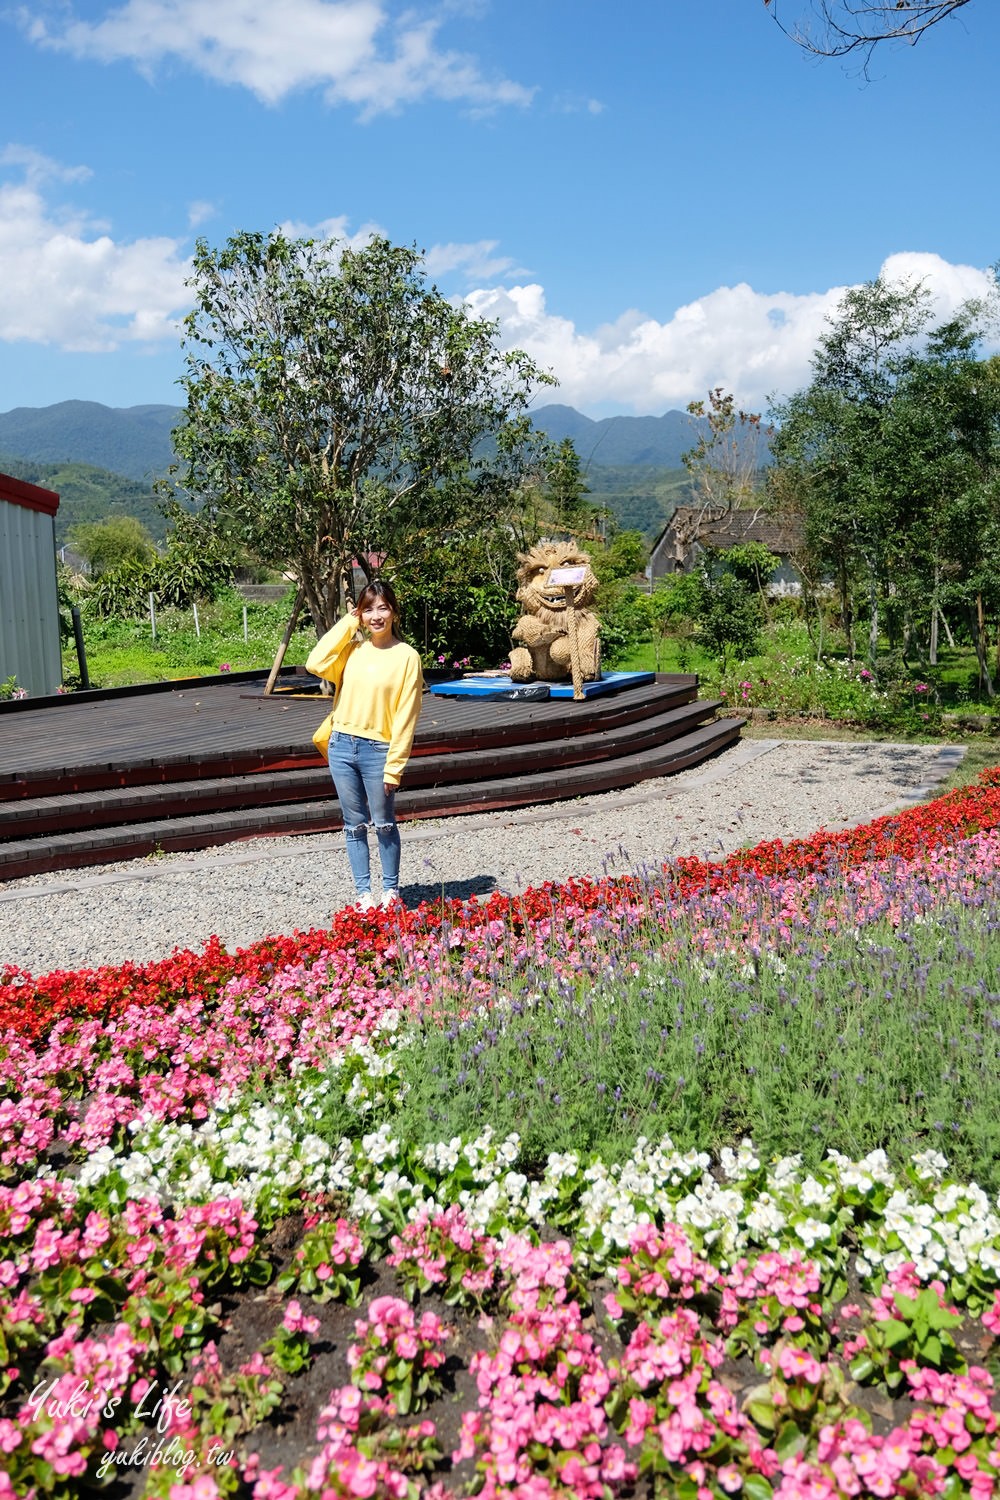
left=777, top=1344, right=824, bottom=1385
left=169, top=1476, right=223, bottom=1500
left=282, top=1299, right=320, bottom=1337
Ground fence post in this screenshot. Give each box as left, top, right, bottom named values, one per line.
left=149, top=593, right=156, bottom=641
left=70, top=605, right=91, bottom=690
left=193, top=602, right=201, bottom=639
left=243, top=604, right=248, bottom=643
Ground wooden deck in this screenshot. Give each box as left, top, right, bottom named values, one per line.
left=0, top=669, right=743, bottom=879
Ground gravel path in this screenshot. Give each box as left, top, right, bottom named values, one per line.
left=0, top=739, right=964, bottom=976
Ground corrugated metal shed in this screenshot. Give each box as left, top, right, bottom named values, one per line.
left=0, top=473, right=62, bottom=699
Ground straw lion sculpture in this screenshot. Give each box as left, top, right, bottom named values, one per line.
left=508, top=540, right=601, bottom=684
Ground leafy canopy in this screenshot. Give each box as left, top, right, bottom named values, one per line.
left=168, top=231, right=553, bottom=633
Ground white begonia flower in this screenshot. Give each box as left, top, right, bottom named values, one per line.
left=800, top=1176, right=834, bottom=1211
left=770, top=1155, right=804, bottom=1188
left=913, top=1149, right=950, bottom=1181
left=498, top=1133, right=521, bottom=1165
left=795, top=1217, right=833, bottom=1249
left=503, top=1171, right=528, bottom=1203
left=745, top=1193, right=787, bottom=1242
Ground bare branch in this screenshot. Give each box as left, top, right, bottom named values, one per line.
left=765, top=0, right=972, bottom=70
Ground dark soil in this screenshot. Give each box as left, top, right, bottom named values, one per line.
left=98, top=1219, right=1000, bottom=1498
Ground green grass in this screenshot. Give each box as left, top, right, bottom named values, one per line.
left=64, top=589, right=316, bottom=688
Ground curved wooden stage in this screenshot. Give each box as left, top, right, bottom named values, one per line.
left=0, top=669, right=742, bottom=881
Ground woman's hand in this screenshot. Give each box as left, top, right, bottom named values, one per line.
left=384, top=783, right=394, bottom=798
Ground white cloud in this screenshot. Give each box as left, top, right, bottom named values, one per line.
left=0, top=155, right=992, bottom=417
left=551, top=92, right=606, bottom=116
left=0, top=143, right=92, bottom=187
left=467, top=252, right=999, bottom=415
left=0, top=160, right=189, bottom=351
left=20, top=0, right=534, bottom=115
left=186, top=199, right=217, bottom=228
left=424, top=238, right=522, bottom=284
left=276, top=213, right=384, bottom=248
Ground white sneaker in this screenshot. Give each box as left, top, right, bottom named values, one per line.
left=354, top=893, right=376, bottom=911
left=380, top=889, right=402, bottom=909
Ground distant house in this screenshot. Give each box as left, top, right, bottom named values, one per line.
left=648, top=504, right=804, bottom=595
left=0, top=471, right=62, bottom=697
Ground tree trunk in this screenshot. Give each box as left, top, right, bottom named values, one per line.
left=929, top=560, right=940, bottom=665
left=939, top=609, right=956, bottom=649
left=265, top=587, right=306, bottom=696
left=867, top=573, right=879, bottom=671
left=971, top=595, right=995, bottom=700
left=838, top=558, right=854, bottom=661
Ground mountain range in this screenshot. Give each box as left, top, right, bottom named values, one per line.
left=0, top=399, right=707, bottom=542
left=0, top=399, right=708, bottom=480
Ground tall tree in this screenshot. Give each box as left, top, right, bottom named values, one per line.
left=770, top=275, right=933, bottom=662
left=765, top=1, right=972, bottom=68
left=67, top=515, right=156, bottom=576
left=770, top=275, right=1000, bottom=684
left=544, top=437, right=594, bottom=535
left=168, top=231, right=552, bottom=633
left=683, top=387, right=769, bottom=518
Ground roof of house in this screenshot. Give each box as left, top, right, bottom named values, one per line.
left=653, top=505, right=802, bottom=556
left=0, top=471, right=60, bottom=518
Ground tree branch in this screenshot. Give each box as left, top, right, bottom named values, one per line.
left=765, top=0, right=972, bottom=70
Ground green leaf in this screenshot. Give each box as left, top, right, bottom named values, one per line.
left=775, top=1421, right=808, bottom=1460
left=743, top=1477, right=774, bottom=1500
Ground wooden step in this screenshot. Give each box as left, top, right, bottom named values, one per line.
left=0, top=678, right=700, bottom=799
left=0, top=717, right=742, bottom=881
left=0, top=698, right=722, bottom=841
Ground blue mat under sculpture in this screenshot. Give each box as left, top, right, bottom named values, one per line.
left=427, top=670, right=655, bottom=700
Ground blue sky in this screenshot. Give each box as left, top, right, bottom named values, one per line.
left=1, top=0, right=997, bottom=419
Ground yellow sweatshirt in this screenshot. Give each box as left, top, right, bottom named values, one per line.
left=305, top=614, right=424, bottom=787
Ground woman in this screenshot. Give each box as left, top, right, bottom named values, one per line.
left=306, top=581, right=423, bottom=910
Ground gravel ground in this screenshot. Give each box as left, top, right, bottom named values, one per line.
left=0, top=738, right=964, bottom=977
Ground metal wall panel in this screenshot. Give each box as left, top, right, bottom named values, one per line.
left=0, top=502, right=63, bottom=698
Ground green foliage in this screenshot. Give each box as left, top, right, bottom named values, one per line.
left=170, top=230, right=552, bottom=635
left=392, top=531, right=519, bottom=667
left=385, top=899, right=1000, bottom=1188
left=87, top=538, right=234, bottom=619
left=0, top=450, right=172, bottom=545
left=62, top=587, right=312, bottom=686
left=590, top=528, right=647, bottom=583
left=696, top=570, right=764, bottom=669
left=769, top=275, right=1000, bottom=686
left=587, top=528, right=649, bottom=668
left=723, top=541, right=781, bottom=594
left=849, top=1288, right=964, bottom=1390
left=66, top=515, right=157, bottom=576
left=641, top=572, right=703, bottom=670
left=543, top=437, right=594, bottom=533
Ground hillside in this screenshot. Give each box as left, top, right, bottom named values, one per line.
left=584, top=464, right=694, bottom=540
left=0, top=399, right=713, bottom=479
left=0, top=401, right=178, bottom=482
left=0, top=399, right=707, bottom=544
left=530, top=404, right=704, bottom=470
left=0, top=452, right=168, bottom=545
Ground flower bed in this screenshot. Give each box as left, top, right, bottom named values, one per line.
left=2, top=771, right=1000, bottom=1495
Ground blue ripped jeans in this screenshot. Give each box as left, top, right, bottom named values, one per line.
left=327, top=732, right=401, bottom=895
